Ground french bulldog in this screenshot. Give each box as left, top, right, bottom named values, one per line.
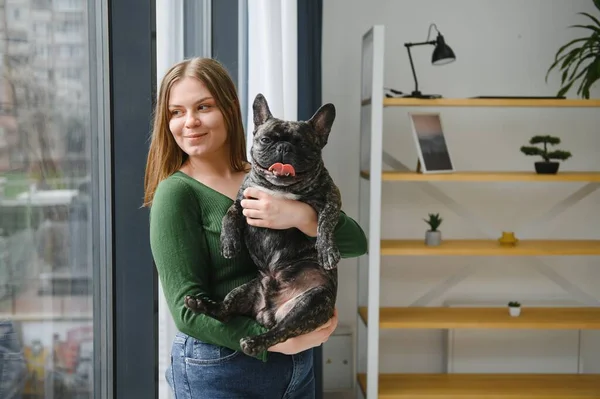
left=184, top=93, right=341, bottom=357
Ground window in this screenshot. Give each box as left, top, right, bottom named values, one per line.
left=0, top=0, right=99, bottom=397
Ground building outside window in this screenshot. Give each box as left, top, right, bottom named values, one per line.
left=0, top=0, right=94, bottom=397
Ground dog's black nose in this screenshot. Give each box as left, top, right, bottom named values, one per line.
left=276, top=142, right=292, bottom=155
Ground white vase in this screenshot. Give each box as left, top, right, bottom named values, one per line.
left=425, top=230, right=441, bottom=246
left=509, top=307, right=521, bottom=317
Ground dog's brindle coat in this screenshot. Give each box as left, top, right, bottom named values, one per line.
left=184, top=93, right=341, bottom=357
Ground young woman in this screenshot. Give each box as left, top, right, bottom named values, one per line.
left=144, top=57, right=367, bottom=399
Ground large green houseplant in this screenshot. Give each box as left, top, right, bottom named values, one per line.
left=546, top=0, right=600, bottom=98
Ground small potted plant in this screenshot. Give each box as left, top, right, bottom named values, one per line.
left=508, top=301, right=521, bottom=317
left=520, top=135, right=572, bottom=174
left=424, top=213, right=443, bottom=246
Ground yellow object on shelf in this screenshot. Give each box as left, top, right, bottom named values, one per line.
left=498, top=231, right=518, bottom=246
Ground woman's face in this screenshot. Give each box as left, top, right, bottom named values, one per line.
left=168, top=76, right=228, bottom=160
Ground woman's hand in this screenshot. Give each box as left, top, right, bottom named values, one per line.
left=267, top=308, right=338, bottom=355
left=240, top=187, right=318, bottom=236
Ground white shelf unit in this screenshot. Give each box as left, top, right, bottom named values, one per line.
left=357, top=24, right=385, bottom=399
left=356, top=24, right=600, bottom=399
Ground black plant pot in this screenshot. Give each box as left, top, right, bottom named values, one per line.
left=535, top=161, right=560, bottom=174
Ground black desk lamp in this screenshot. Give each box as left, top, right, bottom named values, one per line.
left=403, top=23, right=456, bottom=98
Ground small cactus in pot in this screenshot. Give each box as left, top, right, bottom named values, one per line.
left=424, top=213, right=443, bottom=246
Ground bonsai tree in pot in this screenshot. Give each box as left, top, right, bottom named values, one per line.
left=508, top=301, right=521, bottom=317
left=520, top=135, right=572, bottom=174
left=424, top=213, right=443, bottom=246
left=545, top=0, right=600, bottom=99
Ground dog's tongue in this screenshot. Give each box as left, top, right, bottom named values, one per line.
left=268, top=162, right=296, bottom=177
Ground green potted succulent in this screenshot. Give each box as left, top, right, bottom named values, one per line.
left=424, top=213, right=443, bottom=246
left=520, top=135, right=572, bottom=174
left=508, top=301, right=521, bottom=317
left=545, top=0, right=600, bottom=98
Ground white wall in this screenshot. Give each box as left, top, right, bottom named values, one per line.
left=322, top=0, right=600, bottom=380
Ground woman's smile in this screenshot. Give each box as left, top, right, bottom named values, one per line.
left=185, top=132, right=208, bottom=139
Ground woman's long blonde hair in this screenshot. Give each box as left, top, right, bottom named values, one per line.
left=143, top=58, right=247, bottom=207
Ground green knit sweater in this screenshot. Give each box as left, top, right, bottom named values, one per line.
left=150, top=171, right=368, bottom=361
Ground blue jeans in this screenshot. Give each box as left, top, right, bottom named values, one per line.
left=166, top=332, right=315, bottom=399
left=0, top=320, right=27, bottom=399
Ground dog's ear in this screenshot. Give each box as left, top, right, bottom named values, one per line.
left=253, top=93, right=272, bottom=128
left=308, top=103, right=336, bottom=143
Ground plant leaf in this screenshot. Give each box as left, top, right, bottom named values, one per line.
left=560, top=48, right=588, bottom=80
left=580, top=57, right=600, bottom=98
left=547, top=50, right=579, bottom=81
left=520, top=146, right=544, bottom=156
left=561, top=47, right=584, bottom=68
left=578, top=12, right=600, bottom=28
left=547, top=150, right=572, bottom=161
left=567, top=52, right=596, bottom=81
left=552, top=37, right=589, bottom=62
left=563, top=67, right=589, bottom=95
left=569, top=24, right=600, bottom=36
left=530, top=135, right=560, bottom=145
left=545, top=39, right=590, bottom=81
left=558, top=53, right=596, bottom=97
left=577, top=76, right=589, bottom=98
left=557, top=80, right=575, bottom=97
left=566, top=52, right=595, bottom=82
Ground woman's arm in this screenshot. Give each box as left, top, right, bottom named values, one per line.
left=269, top=308, right=338, bottom=354
left=329, top=210, right=368, bottom=258
left=150, top=178, right=269, bottom=361
left=296, top=207, right=367, bottom=258
left=240, top=187, right=368, bottom=258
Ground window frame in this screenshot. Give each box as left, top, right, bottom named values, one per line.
left=102, top=0, right=158, bottom=398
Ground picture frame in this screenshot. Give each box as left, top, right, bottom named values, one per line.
left=408, top=112, right=454, bottom=173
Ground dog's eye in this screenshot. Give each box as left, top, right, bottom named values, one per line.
left=260, top=137, right=272, bottom=145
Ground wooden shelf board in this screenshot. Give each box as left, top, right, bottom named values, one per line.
left=381, top=97, right=600, bottom=107
left=360, top=170, right=600, bottom=182
left=358, top=306, right=600, bottom=329
left=357, top=373, right=600, bottom=398
left=381, top=239, right=600, bottom=256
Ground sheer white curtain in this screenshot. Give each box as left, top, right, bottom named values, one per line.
left=156, top=1, right=184, bottom=398
left=246, top=0, right=298, bottom=157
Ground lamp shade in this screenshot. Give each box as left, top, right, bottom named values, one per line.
left=431, top=33, right=455, bottom=65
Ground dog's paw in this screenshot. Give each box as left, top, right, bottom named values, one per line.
left=316, top=235, right=340, bottom=270
left=240, top=337, right=263, bottom=357
left=320, top=247, right=340, bottom=270
left=184, top=295, right=214, bottom=314
left=220, top=235, right=241, bottom=259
